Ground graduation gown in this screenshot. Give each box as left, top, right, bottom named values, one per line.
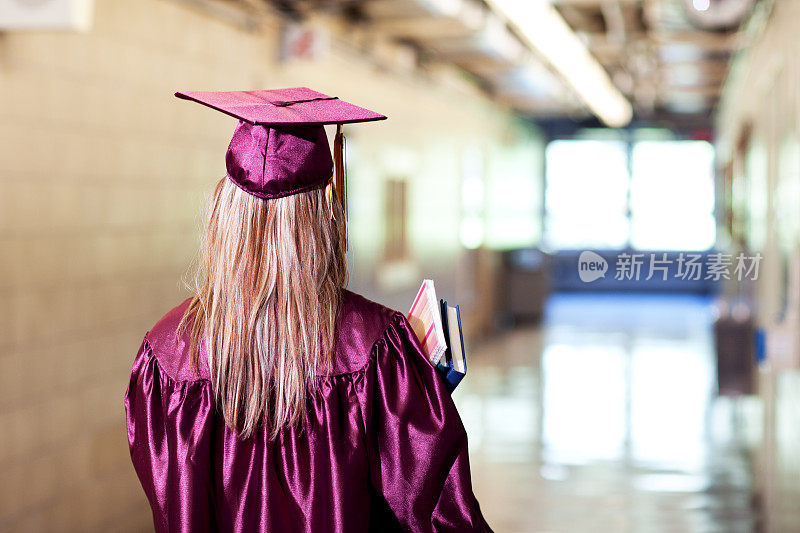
left=124, top=290, right=491, bottom=532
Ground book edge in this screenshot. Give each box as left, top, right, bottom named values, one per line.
left=453, top=305, right=466, bottom=374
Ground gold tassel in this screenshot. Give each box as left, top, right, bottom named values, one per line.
left=326, top=178, right=336, bottom=221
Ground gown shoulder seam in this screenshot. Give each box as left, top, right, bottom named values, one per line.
left=325, top=311, right=406, bottom=378
left=141, top=333, right=212, bottom=386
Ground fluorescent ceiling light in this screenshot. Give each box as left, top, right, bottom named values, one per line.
left=485, top=0, right=633, bottom=127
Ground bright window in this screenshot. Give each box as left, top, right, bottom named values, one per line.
left=544, top=138, right=716, bottom=251
left=630, top=141, right=715, bottom=251
left=544, top=140, right=630, bottom=249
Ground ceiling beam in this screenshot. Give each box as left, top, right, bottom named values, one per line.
left=550, top=0, right=640, bottom=5
left=585, top=30, right=740, bottom=51
left=657, top=84, right=722, bottom=96
left=600, top=1, right=627, bottom=47
left=649, top=31, right=741, bottom=51
left=369, top=15, right=482, bottom=40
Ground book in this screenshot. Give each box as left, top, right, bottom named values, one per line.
left=437, top=298, right=452, bottom=373
left=439, top=299, right=466, bottom=392
left=407, top=279, right=447, bottom=365
left=407, top=279, right=468, bottom=392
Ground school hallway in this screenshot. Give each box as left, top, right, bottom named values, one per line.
left=5, top=0, right=800, bottom=530
left=459, top=293, right=759, bottom=533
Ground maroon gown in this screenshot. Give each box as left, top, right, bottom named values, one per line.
left=125, top=290, right=491, bottom=532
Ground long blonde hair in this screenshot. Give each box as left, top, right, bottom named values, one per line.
left=179, top=177, right=348, bottom=439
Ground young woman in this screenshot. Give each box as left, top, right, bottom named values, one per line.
left=124, top=89, right=491, bottom=532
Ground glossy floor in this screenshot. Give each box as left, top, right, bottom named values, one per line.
left=456, top=293, right=758, bottom=533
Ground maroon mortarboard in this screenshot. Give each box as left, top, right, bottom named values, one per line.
left=175, top=88, right=386, bottom=202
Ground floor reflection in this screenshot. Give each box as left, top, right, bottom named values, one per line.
left=457, top=293, right=757, bottom=533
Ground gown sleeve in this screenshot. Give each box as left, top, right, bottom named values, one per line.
left=124, top=336, right=216, bottom=533
left=363, top=314, right=492, bottom=533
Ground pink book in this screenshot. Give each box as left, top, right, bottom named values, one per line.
left=407, top=279, right=447, bottom=365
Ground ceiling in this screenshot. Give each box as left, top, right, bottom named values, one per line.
left=240, top=0, right=759, bottom=128
left=552, top=0, right=751, bottom=119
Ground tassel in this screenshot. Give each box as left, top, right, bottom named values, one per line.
left=333, top=124, right=347, bottom=249
left=326, top=178, right=336, bottom=221
left=333, top=124, right=345, bottom=214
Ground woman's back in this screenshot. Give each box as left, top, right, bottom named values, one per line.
left=125, top=89, right=490, bottom=532
left=126, top=290, right=491, bottom=532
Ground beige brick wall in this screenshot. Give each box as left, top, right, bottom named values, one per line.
left=0, top=0, right=540, bottom=530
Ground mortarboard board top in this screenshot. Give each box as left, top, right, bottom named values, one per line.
left=175, top=87, right=386, bottom=126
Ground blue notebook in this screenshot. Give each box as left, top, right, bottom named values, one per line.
left=436, top=299, right=467, bottom=393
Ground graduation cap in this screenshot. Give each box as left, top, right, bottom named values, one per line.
left=175, top=88, right=386, bottom=210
